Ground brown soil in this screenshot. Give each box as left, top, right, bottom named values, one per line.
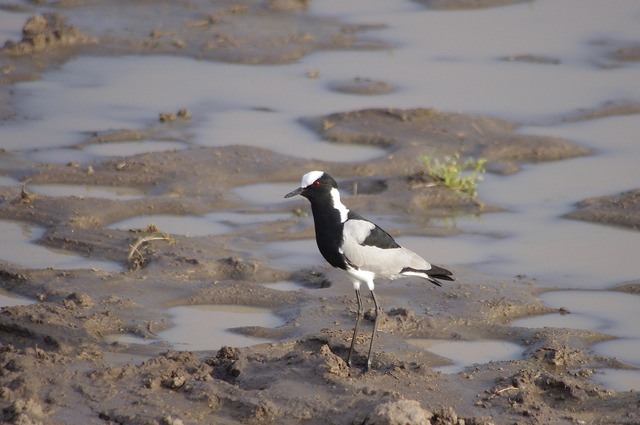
left=1, top=1, right=639, bottom=424
left=565, top=188, right=640, bottom=231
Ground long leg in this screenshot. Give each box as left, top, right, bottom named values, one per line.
left=366, top=290, right=381, bottom=371
left=347, top=288, right=363, bottom=367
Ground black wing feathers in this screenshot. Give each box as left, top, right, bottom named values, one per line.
left=401, top=265, right=455, bottom=284
left=348, top=212, right=400, bottom=249
left=426, top=264, right=454, bottom=281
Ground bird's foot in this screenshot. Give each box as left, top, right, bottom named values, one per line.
left=365, top=358, right=373, bottom=372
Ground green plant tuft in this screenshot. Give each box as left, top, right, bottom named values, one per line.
left=419, top=153, right=487, bottom=198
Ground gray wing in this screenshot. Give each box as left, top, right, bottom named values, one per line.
left=341, top=218, right=433, bottom=278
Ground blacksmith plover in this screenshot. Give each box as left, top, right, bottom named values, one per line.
left=285, top=171, right=454, bottom=370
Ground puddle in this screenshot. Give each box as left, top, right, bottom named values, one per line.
left=595, top=339, right=640, bottom=371
left=0, top=9, right=30, bottom=46
left=512, top=290, right=640, bottom=391
left=0, top=288, right=35, bottom=308
left=0, top=220, right=121, bottom=271
left=29, top=183, right=145, bottom=200
left=395, top=234, right=498, bottom=269
left=3, top=55, right=389, bottom=162
left=3, top=0, right=638, bottom=156
left=27, top=148, right=96, bottom=165
left=434, top=211, right=640, bottom=288
left=234, top=182, right=301, bottom=205
left=407, top=339, right=524, bottom=374
left=0, top=176, right=20, bottom=187
left=237, top=182, right=408, bottom=207
left=261, top=239, right=324, bottom=270
left=1, top=0, right=635, bottom=284
left=511, top=312, right=603, bottom=334
left=263, top=280, right=305, bottom=291
left=195, top=109, right=386, bottom=162
left=158, top=304, right=285, bottom=351
left=83, top=140, right=189, bottom=157
left=431, top=115, right=640, bottom=288
left=310, top=0, right=640, bottom=120
left=1, top=0, right=639, bottom=399
left=108, top=211, right=290, bottom=236
left=512, top=291, right=640, bottom=341
left=109, top=214, right=231, bottom=236
left=596, top=369, right=640, bottom=392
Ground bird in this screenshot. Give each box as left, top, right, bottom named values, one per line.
left=285, top=170, right=454, bottom=370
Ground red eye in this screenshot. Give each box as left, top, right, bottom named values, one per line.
left=312, top=180, right=321, bottom=187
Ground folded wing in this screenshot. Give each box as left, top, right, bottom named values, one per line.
left=341, top=217, right=450, bottom=284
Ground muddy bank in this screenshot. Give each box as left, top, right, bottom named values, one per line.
left=301, top=108, right=590, bottom=174
left=0, top=104, right=637, bottom=424
left=3, top=261, right=638, bottom=425
left=1, top=1, right=640, bottom=424
left=565, top=188, right=640, bottom=231
left=0, top=0, right=386, bottom=84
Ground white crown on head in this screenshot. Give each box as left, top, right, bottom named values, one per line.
left=300, top=170, right=325, bottom=188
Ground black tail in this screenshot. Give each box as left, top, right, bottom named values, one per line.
left=401, top=264, right=454, bottom=287
left=428, top=264, right=454, bottom=281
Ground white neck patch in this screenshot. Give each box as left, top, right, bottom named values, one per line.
left=300, top=170, right=325, bottom=188
left=330, top=187, right=349, bottom=223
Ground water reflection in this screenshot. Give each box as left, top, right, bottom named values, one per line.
left=408, top=339, right=524, bottom=374
left=29, top=183, right=145, bottom=200
left=158, top=304, right=285, bottom=351
left=512, top=290, right=640, bottom=391
left=108, top=211, right=290, bottom=236
left=0, top=288, right=35, bottom=308
left=0, top=220, right=121, bottom=271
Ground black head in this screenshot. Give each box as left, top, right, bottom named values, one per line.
left=284, top=171, right=338, bottom=201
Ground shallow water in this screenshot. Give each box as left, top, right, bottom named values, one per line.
left=0, top=9, right=29, bottom=46
left=0, top=288, right=35, bottom=308
left=596, top=369, right=640, bottom=393
left=0, top=176, right=20, bottom=187
left=0, top=220, right=121, bottom=271
left=234, top=182, right=301, bottom=205
left=158, top=304, right=285, bottom=351
left=106, top=304, right=289, bottom=351
left=1, top=0, right=640, bottom=389
left=513, top=291, right=640, bottom=366
left=84, top=140, right=189, bottom=157
left=512, top=290, right=640, bottom=391
left=27, top=148, right=97, bottom=165
left=407, top=339, right=525, bottom=374
left=108, top=211, right=290, bottom=236
left=263, top=280, right=305, bottom=292
left=513, top=291, right=640, bottom=341
left=310, top=0, right=640, bottom=120
left=29, top=183, right=145, bottom=200
left=260, top=239, right=324, bottom=271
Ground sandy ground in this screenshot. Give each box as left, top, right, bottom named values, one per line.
left=1, top=1, right=640, bottom=424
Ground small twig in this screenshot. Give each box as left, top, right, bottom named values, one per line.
left=127, top=235, right=170, bottom=262
left=487, top=385, right=519, bottom=399
left=409, top=181, right=439, bottom=190
left=21, top=179, right=32, bottom=200
left=470, top=121, right=484, bottom=136
left=495, top=385, right=518, bottom=394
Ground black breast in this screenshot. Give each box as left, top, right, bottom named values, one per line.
left=310, top=203, right=348, bottom=270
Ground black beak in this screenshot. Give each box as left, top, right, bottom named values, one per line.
left=284, top=187, right=304, bottom=198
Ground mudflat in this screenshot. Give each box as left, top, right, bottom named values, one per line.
left=1, top=1, right=639, bottom=424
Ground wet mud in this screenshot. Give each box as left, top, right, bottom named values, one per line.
left=565, top=188, right=640, bottom=231
left=1, top=1, right=639, bottom=424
